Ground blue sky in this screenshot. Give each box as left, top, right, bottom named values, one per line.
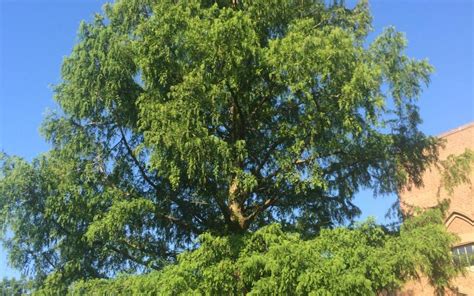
left=0, top=0, right=472, bottom=279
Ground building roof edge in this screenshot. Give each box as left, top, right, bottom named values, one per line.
left=437, top=121, right=474, bottom=138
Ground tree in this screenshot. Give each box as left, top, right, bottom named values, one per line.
left=66, top=209, right=460, bottom=296
left=0, top=0, right=442, bottom=291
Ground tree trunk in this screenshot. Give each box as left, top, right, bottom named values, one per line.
left=228, top=177, right=248, bottom=232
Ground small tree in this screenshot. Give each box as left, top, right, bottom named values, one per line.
left=1, top=0, right=443, bottom=290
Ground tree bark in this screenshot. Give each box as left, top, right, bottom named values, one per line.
left=228, top=177, right=248, bottom=232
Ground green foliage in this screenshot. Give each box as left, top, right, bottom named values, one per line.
left=66, top=209, right=459, bottom=295
left=0, top=0, right=448, bottom=291
left=0, top=277, right=33, bottom=296
left=438, top=149, right=474, bottom=195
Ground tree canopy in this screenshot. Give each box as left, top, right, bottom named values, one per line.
left=61, top=210, right=460, bottom=295
left=0, top=0, right=453, bottom=293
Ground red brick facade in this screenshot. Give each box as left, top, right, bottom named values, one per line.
left=399, top=122, right=474, bottom=295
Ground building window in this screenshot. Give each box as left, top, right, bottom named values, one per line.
left=452, top=243, right=474, bottom=267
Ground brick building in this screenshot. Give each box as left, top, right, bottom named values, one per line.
left=399, top=122, right=474, bottom=295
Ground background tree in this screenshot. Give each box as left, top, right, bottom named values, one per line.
left=0, top=0, right=441, bottom=290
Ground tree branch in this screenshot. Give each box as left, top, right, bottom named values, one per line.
left=254, top=138, right=287, bottom=174
left=245, top=196, right=278, bottom=225
left=118, top=127, right=159, bottom=191
left=154, top=209, right=200, bottom=233
left=105, top=244, right=161, bottom=271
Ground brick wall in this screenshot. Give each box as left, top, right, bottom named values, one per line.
left=399, top=122, right=474, bottom=295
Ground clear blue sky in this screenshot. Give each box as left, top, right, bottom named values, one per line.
left=0, top=0, right=472, bottom=279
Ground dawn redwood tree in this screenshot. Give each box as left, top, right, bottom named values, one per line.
left=65, top=210, right=460, bottom=295
left=0, top=0, right=442, bottom=289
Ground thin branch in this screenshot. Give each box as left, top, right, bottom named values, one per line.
left=248, top=94, right=272, bottom=120
left=254, top=138, right=287, bottom=174
left=105, top=244, right=160, bottom=271
left=118, top=127, right=159, bottom=191
left=154, top=210, right=200, bottom=233
left=245, top=196, right=278, bottom=224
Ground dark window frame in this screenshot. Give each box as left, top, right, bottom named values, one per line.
left=452, top=243, right=474, bottom=267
